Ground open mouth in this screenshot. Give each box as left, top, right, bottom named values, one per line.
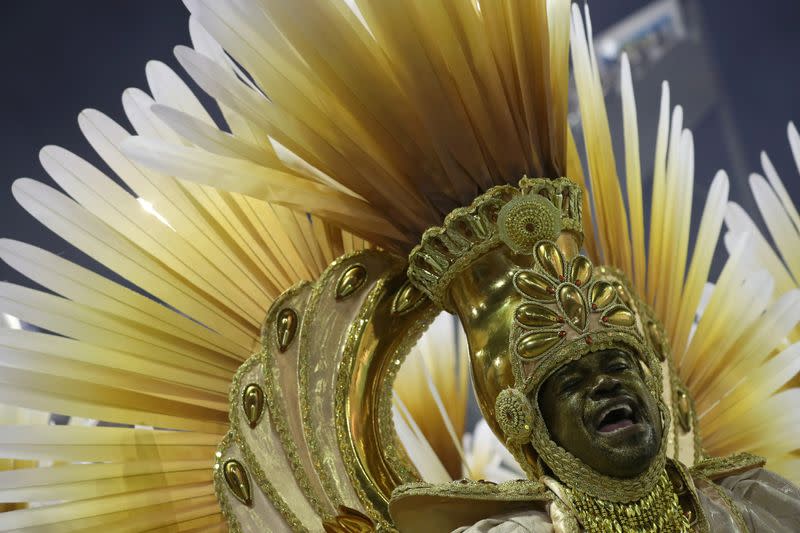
left=596, top=402, right=638, bottom=433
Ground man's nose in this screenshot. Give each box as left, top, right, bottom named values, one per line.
left=589, top=374, right=621, bottom=399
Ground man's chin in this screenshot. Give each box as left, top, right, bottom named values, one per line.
left=589, top=424, right=659, bottom=476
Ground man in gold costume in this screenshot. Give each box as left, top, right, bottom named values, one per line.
left=1, top=1, right=799, bottom=532
left=390, top=178, right=800, bottom=532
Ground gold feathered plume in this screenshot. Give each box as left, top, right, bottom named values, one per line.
left=720, top=122, right=800, bottom=475
left=124, top=0, right=574, bottom=252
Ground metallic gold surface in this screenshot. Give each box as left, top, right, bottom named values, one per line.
left=558, top=284, right=587, bottom=330
left=590, top=281, right=615, bottom=309
left=336, top=264, right=368, bottom=300
left=448, top=245, right=531, bottom=442
left=517, top=330, right=563, bottom=359
left=516, top=302, right=562, bottom=327
left=277, top=308, right=298, bottom=353
left=647, top=321, right=666, bottom=362
left=342, top=258, right=438, bottom=520
left=408, top=178, right=584, bottom=309
left=515, top=270, right=557, bottom=302
left=676, top=388, right=692, bottom=433
left=390, top=280, right=426, bottom=316
left=242, top=383, right=265, bottom=429
left=223, top=459, right=253, bottom=507
left=536, top=241, right=565, bottom=279
left=322, top=506, right=376, bottom=533
left=439, top=190, right=583, bottom=454
left=603, top=306, right=636, bottom=327
left=570, top=255, right=593, bottom=286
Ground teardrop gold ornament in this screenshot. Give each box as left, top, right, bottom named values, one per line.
left=276, top=308, right=298, bottom=353
left=614, top=282, right=633, bottom=307
left=517, top=330, right=563, bottom=359
left=602, top=306, right=636, bottom=327
left=515, top=271, right=556, bottom=302
left=323, top=505, right=376, bottom=533
left=392, top=280, right=426, bottom=315
left=535, top=241, right=564, bottom=280
left=590, top=281, right=615, bottom=309
left=558, top=284, right=587, bottom=330
left=223, top=459, right=253, bottom=506
left=242, top=383, right=265, bottom=429
left=570, top=256, right=593, bottom=286
left=647, top=321, right=666, bottom=362
left=516, top=303, right=562, bottom=328
left=336, top=265, right=367, bottom=300
left=676, top=388, right=692, bottom=433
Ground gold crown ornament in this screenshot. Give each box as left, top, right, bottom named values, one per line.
left=397, top=176, right=704, bottom=533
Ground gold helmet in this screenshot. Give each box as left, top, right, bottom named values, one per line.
left=408, top=176, right=687, bottom=504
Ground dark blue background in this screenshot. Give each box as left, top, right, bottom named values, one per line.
left=1, top=1, right=798, bottom=289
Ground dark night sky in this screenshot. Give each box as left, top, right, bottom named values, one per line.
left=0, top=1, right=798, bottom=290
left=0, top=2, right=191, bottom=289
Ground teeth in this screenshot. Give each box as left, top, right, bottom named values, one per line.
left=598, top=404, right=634, bottom=426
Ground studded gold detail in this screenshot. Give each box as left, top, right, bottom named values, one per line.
left=497, top=194, right=562, bottom=253
left=407, top=178, right=583, bottom=309
left=223, top=459, right=253, bottom=506
left=570, top=256, right=593, bottom=287
left=495, top=388, right=534, bottom=444
left=322, top=505, right=376, bottom=533
left=558, top=284, right=587, bottom=331
left=602, top=306, right=636, bottom=327
left=516, top=303, right=562, bottom=328
left=510, top=247, right=645, bottom=373
left=647, top=321, right=666, bottom=362
left=517, top=330, right=563, bottom=359
left=535, top=241, right=565, bottom=279
left=590, top=281, right=615, bottom=309
left=392, top=279, right=426, bottom=315
left=614, top=282, right=633, bottom=307
left=242, top=383, right=265, bottom=429
left=276, top=308, right=298, bottom=353
left=514, top=271, right=556, bottom=302
left=562, top=469, right=693, bottom=533
left=336, top=264, right=367, bottom=300
left=676, top=388, right=692, bottom=433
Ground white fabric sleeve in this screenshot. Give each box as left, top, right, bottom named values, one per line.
left=451, top=509, right=554, bottom=533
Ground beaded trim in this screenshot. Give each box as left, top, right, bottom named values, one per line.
left=562, top=470, right=691, bottom=532
left=391, top=478, right=551, bottom=502
left=407, top=178, right=583, bottom=309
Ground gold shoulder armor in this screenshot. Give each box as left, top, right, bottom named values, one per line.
left=214, top=249, right=439, bottom=532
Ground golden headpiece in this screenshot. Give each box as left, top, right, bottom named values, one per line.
left=407, top=176, right=678, bottom=504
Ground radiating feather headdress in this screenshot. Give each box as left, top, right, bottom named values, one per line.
left=0, top=1, right=797, bottom=531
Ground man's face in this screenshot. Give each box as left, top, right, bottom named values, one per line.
left=536, top=348, right=662, bottom=478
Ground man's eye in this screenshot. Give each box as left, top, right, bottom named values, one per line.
left=560, top=378, right=581, bottom=393
left=608, top=363, right=629, bottom=372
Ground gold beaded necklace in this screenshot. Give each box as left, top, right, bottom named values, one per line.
left=563, top=471, right=692, bottom=533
